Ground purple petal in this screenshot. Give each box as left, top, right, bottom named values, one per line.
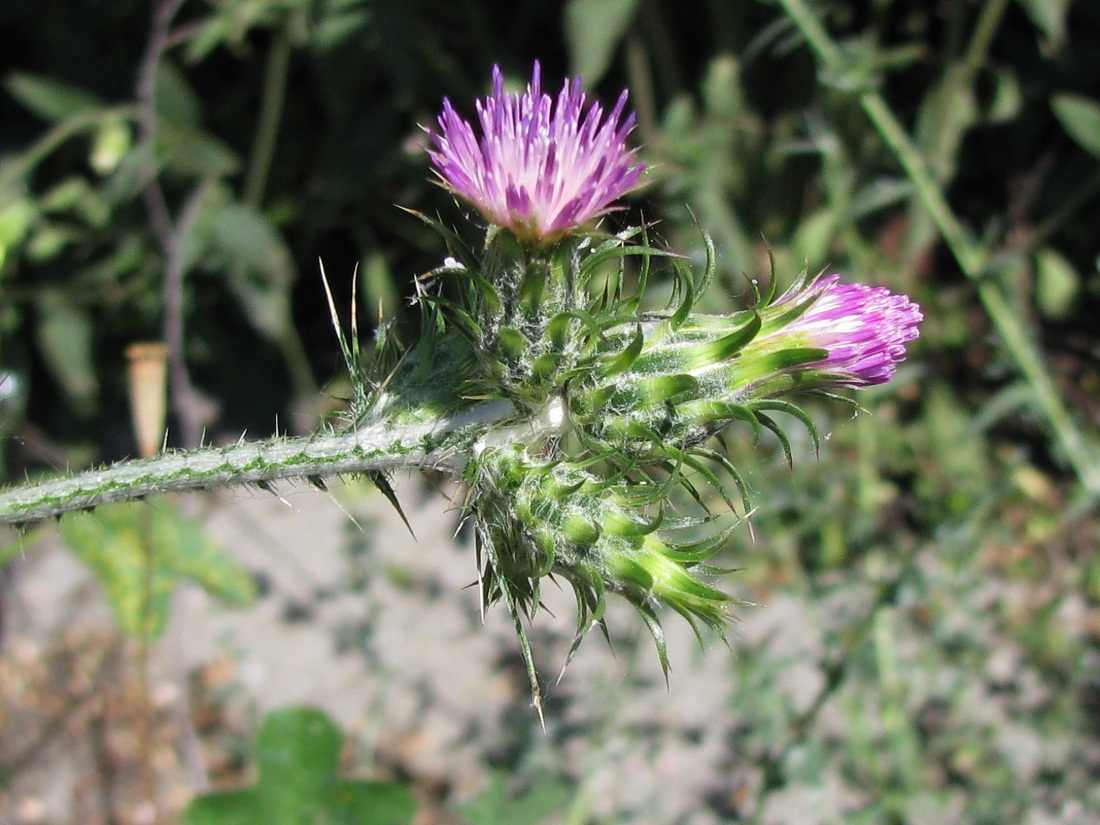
left=426, top=61, right=645, bottom=243
left=772, top=276, right=922, bottom=387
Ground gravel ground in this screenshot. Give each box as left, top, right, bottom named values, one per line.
left=4, top=475, right=1098, bottom=825
left=0, top=478, right=829, bottom=825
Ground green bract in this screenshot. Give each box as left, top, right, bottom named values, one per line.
left=363, top=213, right=910, bottom=715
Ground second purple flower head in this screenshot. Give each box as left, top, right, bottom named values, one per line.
left=774, top=275, right=923, bottom=388
left=427, top=62, right=645, bottom=244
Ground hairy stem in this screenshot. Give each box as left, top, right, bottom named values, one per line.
left=0, top=400, right=516, bottom=526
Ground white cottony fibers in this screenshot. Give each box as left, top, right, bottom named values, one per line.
left=468, top=396, right=570, bottom=458
left=545, top=396, right=565, bottom=428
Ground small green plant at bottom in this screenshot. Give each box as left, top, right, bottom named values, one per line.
left=182, top=707, right=416, bottom=825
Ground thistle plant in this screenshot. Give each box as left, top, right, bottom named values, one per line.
left=0, top=63, right=921, bottom=715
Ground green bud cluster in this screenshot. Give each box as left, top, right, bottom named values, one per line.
left=466, top=443, right=738, bottom=682
left=393, top=215, right=814, bottom=707
left=568, top=268, right=829, bottom=475
left=381, top=203, right=917, bottom=712
left=409, top=222, right=672, bottom=411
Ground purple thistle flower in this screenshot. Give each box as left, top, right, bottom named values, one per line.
left=427, top=62, right=645, bottom=244
left=774, top=274, right=922, bottom=387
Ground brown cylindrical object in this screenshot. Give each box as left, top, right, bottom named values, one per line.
left=125, top=342, right=169, bottom=458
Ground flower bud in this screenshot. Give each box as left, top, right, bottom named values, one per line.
left=466, top=444, right=738, bottom=683
left=570, top=273, right=922, bottom=453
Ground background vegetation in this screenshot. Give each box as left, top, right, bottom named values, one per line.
left=2, top=0, right=1100, bottom=823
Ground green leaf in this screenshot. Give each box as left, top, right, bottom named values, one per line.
left=0, top=199, right=36, bottom=270
left=684, top=312, right=762, bottom=367
left=755, top=411, right=794, bottom=468
left=1017, top=0, right=1069, bottom=47
left=982, top=69, right=1021, bottom=125
left=311, top=4, right=371, bottom=50
left=498, top=327, right=527, bottom=361
left=183, top=708, right=416, bottom=825
left=562, top=514, right=601, bottom=545
left=679, top=399, right=760, bottom=431
left=5, top=73, right=106, bottom=122
left=207, top=202, right=297, bottom=342
left=361, top=250, right=400, bottom=321
left=60, top=501, right=255, bottom=639
left=670, top=263, right=696, bottom=328
left=158, top=122, right=241, bottom=179
left=532, top=352, right=560, bottom=382
left=914, top=65, right=977, bottom=177
left=850, top=177, right=912, bottom=219
left=90, top=119, right=133, bottom=175
left=765, top=347, right=829, bottom=371
left=27, top=225, right=68, bottom=262
left=59, top=506, right=174, bottom=639
left=1051, top=94, right=1100, bottom=159
left=745, top=399, right=820, bottom=452
left=148, top=61, right=238, bottom=179
left=182, top=790, right=255, bottom=825
left=601, top=508, right=661, bottom=538
left=792, top=209, right=835, bottom=266
left=155, top=60, right=202, bottom=126
left=255, top=708, right=343, bottom=809
left=158, top=508, right=258, bottom=608
left=1034, top=247, right=1079, bottom=319
left=460, top=772, right=570, bottom=825
left=702, top=54, right=743, bottom=120
left=564, top=0, right=641, bottom=85
left=34, top=289, right=98, bottom=415
left=184, top=0, right=288, bottom=62
left=41, top=176, right=111, bottom=228
left=331, top=783, right=418, bottom=825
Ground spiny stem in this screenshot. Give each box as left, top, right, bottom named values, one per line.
left=776, top=0, right=1100, bottom=495
left=0, top=400, right=515, bottom=527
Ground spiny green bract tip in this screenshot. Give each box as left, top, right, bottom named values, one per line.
left=465, top=444, right=746, bottom=690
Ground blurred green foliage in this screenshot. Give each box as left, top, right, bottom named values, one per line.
left=2, top=0, right=1099, bottom=465
left=2, top=0, right=1100, bottom=822
left=460, top=771, right=573, bottom=825
left=57, top=500, right=257, bottom=639
left=182, top=707, right=416, bottom=825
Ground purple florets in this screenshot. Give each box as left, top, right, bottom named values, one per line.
left=779, top=275, right=922, bottom=386
left=427, top=62, right=645, bottom=244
